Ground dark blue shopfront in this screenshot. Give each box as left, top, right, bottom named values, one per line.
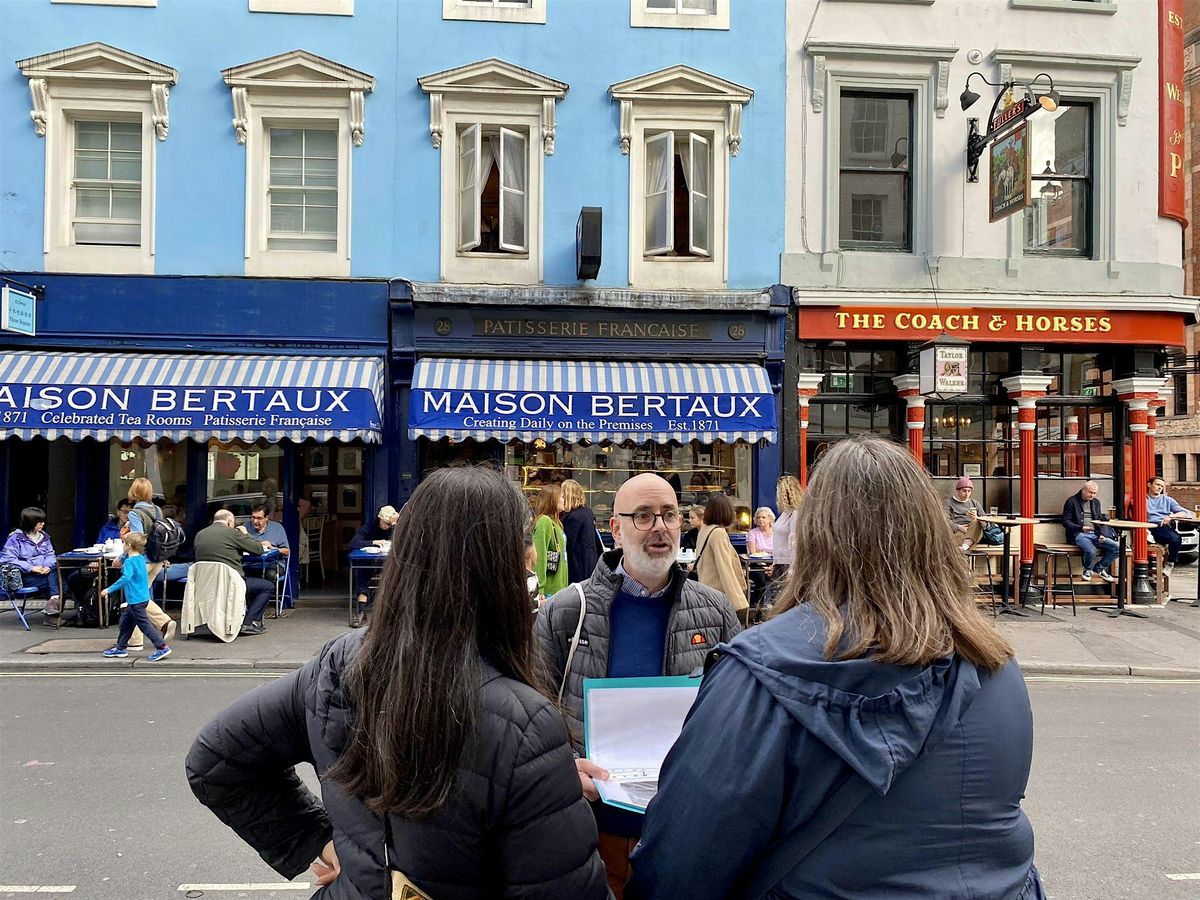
left=0, top=273, right=391, bottom=593
left=390, top=282, right=788, bottom=527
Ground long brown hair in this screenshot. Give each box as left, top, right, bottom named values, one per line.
left=532, top=483, right=562, bottom=523
left=771, top=436, right=1012, bottom=672
left=328, top=467, right=538, bottom=816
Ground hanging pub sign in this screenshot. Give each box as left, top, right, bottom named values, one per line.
left=989, top=123, right=1031, bottom=223
left=919, top=335, right=969, bottom=400
left=1160, top=0, right=1187, bottom=226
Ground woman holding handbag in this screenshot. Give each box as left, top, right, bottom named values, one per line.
left=628, top=437, right=1043, bottom=900
left=692, top=493, right=748, bottom=616
left=186, top=467, right=609, bottom=899
left=532, top=483, right=569, bottom=598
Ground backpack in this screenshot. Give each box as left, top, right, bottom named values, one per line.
left=73, top=586, right=101, bottom=628
left=137, top=505, right=186, bottom=563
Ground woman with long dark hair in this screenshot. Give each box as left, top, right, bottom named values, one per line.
left=187, top=467, right=608, bottom=899
left=629, top=437, right=1042, bottom=899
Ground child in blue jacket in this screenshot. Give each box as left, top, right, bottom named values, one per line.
left=101, top=532, right=171, bottom=662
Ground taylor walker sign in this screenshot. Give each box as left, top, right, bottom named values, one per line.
left=409, top=388, right=774, bottom=437
left=0, top=384, right=379, bottom=431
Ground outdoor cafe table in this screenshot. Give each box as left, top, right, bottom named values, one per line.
left=1093, top=519, right=1155, bottom=619
left=976, top=516, right=1039, bottom=617
left=348, top=547, right=387, bottom=626
left=55, top=550, right=115, bottom=628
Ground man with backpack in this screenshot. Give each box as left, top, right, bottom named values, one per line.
left=124, top=477, right=185, bottom=649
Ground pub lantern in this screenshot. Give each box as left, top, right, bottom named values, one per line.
left=919, top=333, right=970, bottom=401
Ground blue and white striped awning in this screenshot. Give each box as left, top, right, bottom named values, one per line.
left=409, top=358, right=777, bottom=444
left=0, top=351, right=385, bottom=443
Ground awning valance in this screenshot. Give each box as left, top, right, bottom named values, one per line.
left=409, top=358, right=776, bottom=444
left=0, top=352, right=385, bottom=443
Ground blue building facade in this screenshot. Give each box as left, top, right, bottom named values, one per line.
left=1, top=0, right=787, bottom=567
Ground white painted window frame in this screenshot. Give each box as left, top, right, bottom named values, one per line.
left=1011, top=0, right=1116, bottom=14
left=440, top=107, right=542, bottom=284
left=631, top=0, right=729, bottom=30
left=243, top=102, right=353, bottom=277
left=628, top=110, right=729, bottom=289
left=249, top=0, right=354, bottom=15
left=443, top=0, right=546, bottom=24
left=51, top=0, right=156, bottom=6
left=18, top=44, right=176, bottom=275
left=993, top=50, right=1138, bottom=275
left=806, top=43, right=957, bottom=260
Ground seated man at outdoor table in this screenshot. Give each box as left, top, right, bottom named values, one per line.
left=192, top=509, right=276, bottom=636
left=1146, top=476, right=1193, bottom=577
left=944, top=477, right=1000, bottom=551
left=348, top=504, right=399, bottom=627
left=247, top=503, right=289, bottom=580
left=1063, top=480, right=1119, bottom=583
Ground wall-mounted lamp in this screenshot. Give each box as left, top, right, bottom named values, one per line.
left=962, top=71, right=1058, bottom=183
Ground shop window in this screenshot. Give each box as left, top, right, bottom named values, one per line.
left=1192, top=454, right=1200, bottom=480
left=457, top=124, right=529, bottom=255
left=1025, top=102, right=1092, bottom=257
left=110, top=439, right=189, bottom=517
left=644, top=130, right=712, bottom=258
left=207, top=441, right=283, bottom=525
left=505, top=440, right=753, bottom=532
left=1155, top=454, right=1164, bottom=479
left=838, top=92, right=912, bottom=251
left=267, top=127, right=338, bottom=252
left=442, top=0, right=545, bottom=24
left=1175, top=454, right=1188, bottom=483
left=18, top=42, right=176, bottom=274
left=632, top=0, right=729, bottom=30
left=223, top=50, right=374, bottom=278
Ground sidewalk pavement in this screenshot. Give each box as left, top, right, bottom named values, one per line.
left=2, top=576, right=1199, bottom=677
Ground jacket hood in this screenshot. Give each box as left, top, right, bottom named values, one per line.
left=720, top=605, right=984, bottom=794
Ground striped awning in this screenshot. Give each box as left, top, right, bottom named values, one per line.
left=0, top=351, right=385, bottom=443
left=408, top=358, right=777, bottom=444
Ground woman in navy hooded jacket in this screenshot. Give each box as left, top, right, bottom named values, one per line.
left=628, top=436, right=1043, bottom=900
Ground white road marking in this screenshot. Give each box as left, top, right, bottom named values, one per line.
left=177, top=885, right=312, bottom=892
left=1165, top=873, right=1200, bottom=880
left=0, top=887, right=76, bottom=894
left=0, top=672, right=282, bottom=680
left=1025, top=676, right=1200, bottom=684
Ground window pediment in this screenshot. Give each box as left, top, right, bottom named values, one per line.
left=221, top=50, right=375, bottom=145
left=418, top=58, right=568, bottom=155
left=609, top=65, right=752, bottom=156
left=17, top=42, right=178, bottom=139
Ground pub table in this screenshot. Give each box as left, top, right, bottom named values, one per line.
left=976, top=516, right=1039, bottom=617
left=1091, top=519, right=1155, bottom=619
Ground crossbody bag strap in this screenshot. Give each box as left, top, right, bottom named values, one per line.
left=737, top=774, right=874, bottom=900
left=693, top=530, right=713, bottom=567
left=557, top=582, right=587, bottom=705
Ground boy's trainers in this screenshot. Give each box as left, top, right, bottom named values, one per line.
left=1096, top=570, right=1116, bottom=583
left=102, top=647, right=128, bottom=658
left=1081, top=569, right=1092, bottom=582
left=147, top=646, right=172, bottom=662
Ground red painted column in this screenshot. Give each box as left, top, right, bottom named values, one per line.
left=891, top=375, right=926, bottom=465
left=1001, top=376, right=1051, bottom=598
left=796, top=374, right=824, bottom=487
left=1114, top=377, right=1168, bottom=603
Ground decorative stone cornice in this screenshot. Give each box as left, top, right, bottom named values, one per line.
left=1113, top=376, right=1170, bottom=400
left=418, top=58, right=568, bottom=156
left=796, top=373, right=825, bottom=395
left=1000, top=375, right=1053, bottom=399
left=993, top=48, right=1141, bottom=128
left=221, top=50, right=375, bottom=146
left=804, top=42, right=958, bottom=115
left=16, top=42, right=178, bottom=140
left=610, top=64, right=753, bottom=157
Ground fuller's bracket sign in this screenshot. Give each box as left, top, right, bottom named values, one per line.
left=989, top=123, right=1031, bottom=223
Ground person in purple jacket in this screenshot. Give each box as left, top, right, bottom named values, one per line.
left=0, top=507, right=60, bottom=622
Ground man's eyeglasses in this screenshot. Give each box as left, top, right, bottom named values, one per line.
left=617, top=509, right=683, bottom=530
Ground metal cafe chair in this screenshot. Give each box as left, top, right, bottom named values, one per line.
left=1, top=586, right=38, bottom=631
left=301, top=515, right=327, bottom=584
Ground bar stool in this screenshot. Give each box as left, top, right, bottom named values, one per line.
left=1036, top=547, right=1078, bottom=616
left=964, top=549, right=999, bottom=617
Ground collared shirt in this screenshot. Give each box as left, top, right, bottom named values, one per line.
left=615, top=560, right=669, bottom=599
left=251, top=520, right=289, bottom=552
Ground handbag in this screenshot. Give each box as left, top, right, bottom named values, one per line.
left=687, top=530, right=713, bottom=581
left=544, top=523, right=561, bottom=576
left=382, top=813, right=434, bottom=900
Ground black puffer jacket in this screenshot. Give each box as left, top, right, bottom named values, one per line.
left=186, top=631, right=609, bottom=900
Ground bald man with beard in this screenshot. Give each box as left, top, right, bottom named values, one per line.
left=534, top=472, right=741, bottom=899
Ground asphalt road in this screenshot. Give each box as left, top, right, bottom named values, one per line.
left=0, top=673, right=1197, bottom=899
